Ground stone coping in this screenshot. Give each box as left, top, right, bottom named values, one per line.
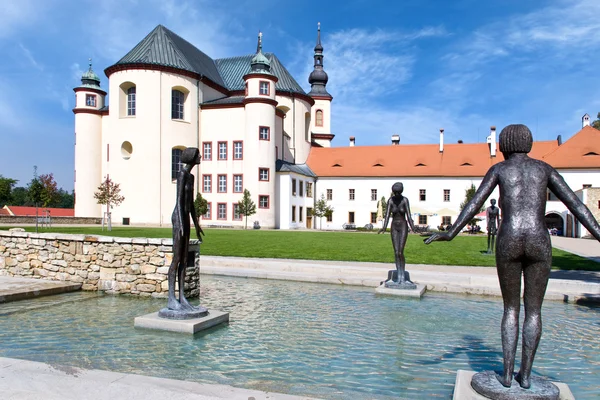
left=0, top=230, right=200, bottom=246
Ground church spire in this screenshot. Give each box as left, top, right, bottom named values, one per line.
left=308, top=22, right=331, bottom=99
left=250, top=30, right=272, bottom=74
left=79, top=58, right=102, bottom=90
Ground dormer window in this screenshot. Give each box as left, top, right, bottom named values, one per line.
left=373, top=163, right=384, bottom=167
left=461, top=162, right=473, bottom=166
left=259, top=81, right=270, bottom=96
left=584, top=152, right=599, bottom=156
left=332, top=163, right=342, bottom=167
left=86, top=94, right=96, bottom=107
left=415, top=163, right=426, bottom=167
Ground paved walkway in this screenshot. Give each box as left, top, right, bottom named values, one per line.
left=551, top=235, right=600, bottom=261
left=0, top=357, right=317, bottom=400
left=0, top=276, right=81, bottom=303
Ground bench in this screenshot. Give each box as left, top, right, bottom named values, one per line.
left=342, top=223, right=357, bottom=230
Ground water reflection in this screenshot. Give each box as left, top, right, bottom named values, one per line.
left=0, top=276, right=598, bottom=399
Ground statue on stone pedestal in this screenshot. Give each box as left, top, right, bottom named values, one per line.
left=425, top=124, right=600, bottom=398
left=159, top=147, right=207, bottom=320
left=486, top=199, right=500, bottom=254
left=378, top=182, right=417, bottom=289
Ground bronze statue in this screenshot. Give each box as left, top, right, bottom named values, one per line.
left=159, top=147, right=207, bottom=320
left=486, top=199, right=500, bottom=254
left=425, top=125, right=600, bottom=396
left=378, top=182, right=417, bottom=288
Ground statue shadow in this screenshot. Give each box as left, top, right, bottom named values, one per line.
left=413, top=335, right=558, bottom=381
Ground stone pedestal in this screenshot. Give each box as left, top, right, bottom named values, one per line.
left=453, top=370, right=574, bottom=400
left=375, top=284, right=426, bottom=298
left=134, top=310, right=229, bottom=334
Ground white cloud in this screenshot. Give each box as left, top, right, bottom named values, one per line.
left=0, top=0, right=51, bottom=38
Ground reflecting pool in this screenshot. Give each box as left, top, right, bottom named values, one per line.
left=1, top=276, right=599, bottom=399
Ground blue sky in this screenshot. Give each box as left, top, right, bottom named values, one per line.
left=1, top=0, right=599, bottom=190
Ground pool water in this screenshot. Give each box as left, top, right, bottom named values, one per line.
left=1, top=276, right=598, bottom=399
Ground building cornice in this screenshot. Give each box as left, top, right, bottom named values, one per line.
left=73, top=87, right=107, bottom=96
left=72, top=108, right=109, bottom=116
left=312, top=133, right=335, bottom=140
left=242, top=73, right=279, bottom=83
left=104, top=63, right=229, bottom=95
left=243, top=97, right=278, bottom=107
left=200, top=103, right=245, bottom=110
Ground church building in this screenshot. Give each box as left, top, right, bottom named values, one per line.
left=73, top=25, right=600, bottom=236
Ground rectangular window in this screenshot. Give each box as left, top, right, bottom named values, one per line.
left=326, top=212, right=333, bottom=222
left=259, top=195, right=269, bottom=209
left=419, top=215, right=428, bottom=225
left=233, top=174, right=243, bottom=193
left=86, top=94, right=96, bottom=107
left=259, top=126, right=270, bottom=141
left=371, top=189, right=377, bottom=201
left=299, top=206, right=303, bottom=222
left=299, top=181, right=304, bottom=197
left=348, top=212, right=355, bottom=224
left=442, top=216, right=452, bottom=226
left=326, top=189, right=332, bottom=201
left=217, top=203, right=227, bottom=220
left=259, top=168, right=269, bottom=181
left=444, top=189, right=450, bottom=202
left=203, top=142, right=212, bottom=161
left=171, top=90, right=184, bottom=119
left=202, top=175, right=212, bottom=193
left=306, top=182, right=313, bottom=197
left=233, top=141, right=243, bottom=160
left=171, top=148, right=183, bottom=181
left=419, top=189, right=426, bottom=201
left=371, top=212, right=377, bottom=223
left=292, top=206, right=296, bottom=222
left=218, top=174, right=227, bottom=193
left=218, top=141, right=227, bottom=160
left=233, top=204, right=241, bottom=220
left=204, top=203, right=212, bottom=220
left=349, top=189, right=355, bottom=201
left=292, top=179, right=297, bottom=196
left=127, top=87, right=136, bottom=116
left=259, top=81, right=270, bottom=95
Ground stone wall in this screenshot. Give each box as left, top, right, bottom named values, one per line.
left=0, top=216, right=102, bottom=225
left=0, top=230, right=199, bottom=298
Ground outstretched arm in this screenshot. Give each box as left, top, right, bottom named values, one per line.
left=378, top=200, right=392, bottom=234
left=425, top=164, right=499, bottom=244
left=549, top=169, right=600, bottom=241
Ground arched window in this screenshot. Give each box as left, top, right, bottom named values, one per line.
left=172, top=148, right=184, bottom=180
left=127, top=87, right=136, bottom=116
left=172, top=90, right=185, bottom=120
left=316, top=110, right=323, bottom=127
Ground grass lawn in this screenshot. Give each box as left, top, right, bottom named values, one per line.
left=1, top=226, right=597, bottom=271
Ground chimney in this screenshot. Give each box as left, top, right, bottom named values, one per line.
left=439, top=128, right=444, bottom=153
left=557, top=135, right=562, bottom=146
left=486, top=126, right=497, bottom=157
left=583, top=113, right=591, bottom=128
left=457, top=140, right=463, bottom=144
left=349, top=136, right=355, bottom=147
left=391, top=134, right=400, bottom=145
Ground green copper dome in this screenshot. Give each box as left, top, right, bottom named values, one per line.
left=250, top=32, right=272, bottom=75
left=79, top=59, right=102, bottom=90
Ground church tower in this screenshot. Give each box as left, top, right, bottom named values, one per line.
left=243, top=32, right=279, bottom=227
left=308, top=23, right=334, bottom=147
left=73, top=60, right=106, bottom=217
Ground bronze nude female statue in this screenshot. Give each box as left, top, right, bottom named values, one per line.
left=486, top=199, right=500, bottom=254
left=425, top=125, right=600, bottom=396
left=378, top=182, right=417, bottom=288
left=159, top=147, right=207, bottom=319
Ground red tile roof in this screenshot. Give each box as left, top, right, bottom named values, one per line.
left=307, top=127, right=597, bottom=177
left=4, top=206, right=74, bottom=217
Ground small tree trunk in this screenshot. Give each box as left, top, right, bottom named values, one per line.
left=35, top=202, right=39, bottom=233
left=245, top=215, right=248, bottom=230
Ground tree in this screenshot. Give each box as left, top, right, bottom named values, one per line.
left=460, top=183, right=485, bottom=226
left=27, top=166, right=44, bottom=233
left=94, top=177, right=125, bottom=231
left=57, top=189, right=74, bottom=208
left=0, top=175, right=18, bottom=207
left=313, top=193, right=334, bottom=230
left=592, top=112, right=600, bottom=130
left=237, top=189, right=256, bottom=229
left=193, top=192, right=208, bottom=218
left=10, top=187, right=29, bottom=206
left=38, top=173, right=59, bottom=207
